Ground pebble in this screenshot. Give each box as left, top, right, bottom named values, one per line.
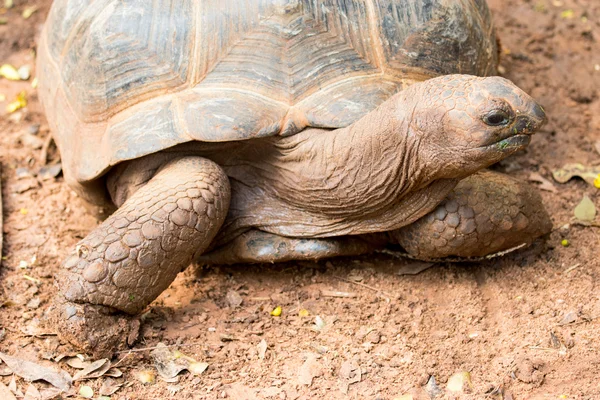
left=27, top=124, right=40, bottom=135
left=18, top=65, right=31, bottom=80
left=26, top=297, right=40, bottom=309
left=38, top=163, right=62, bottom=180
left=13, top=180, right=38, bottom=194
left=424, top=376, right=442, bottom=398
left=15, top=167, right=33, bottom=179
left=226, top=290, right=243, bottom=308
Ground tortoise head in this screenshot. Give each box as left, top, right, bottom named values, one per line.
left=403, top=75, right=546, bottom=180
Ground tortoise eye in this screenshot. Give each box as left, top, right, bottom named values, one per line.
left=483, top=109, right=511, bottom=126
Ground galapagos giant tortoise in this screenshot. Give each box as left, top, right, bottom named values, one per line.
left=37, top=0, right=551, bottom=356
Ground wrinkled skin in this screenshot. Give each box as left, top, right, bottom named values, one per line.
left=51, top=75, right=549, bottom=357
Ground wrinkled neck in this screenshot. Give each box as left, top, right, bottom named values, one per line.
left=263, top=100, right=425, bottom=217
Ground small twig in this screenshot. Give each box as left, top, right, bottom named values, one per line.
left=563, top=263, right=582, bottom=274
left=38, top=134, right=54, bottom=166
left=321, top=290, right=357, bottom=298
left=572, top=315, right=600, bottom=326
left=115, top=342, right=201, bottom=354
left=0, top=163, right=3, bottom=267
left=111, top=350, right=134, bottom=368
left=527, top=346, right=555, bottom=351
left=334, top=276, right=392, bottom=298
left=571, top=220, right=600, bottom=228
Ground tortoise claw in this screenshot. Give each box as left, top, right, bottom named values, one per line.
left=50, top=295, right=140, bottom=359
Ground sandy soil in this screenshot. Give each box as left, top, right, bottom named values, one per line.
left=0, top=0, right=599, bottom=399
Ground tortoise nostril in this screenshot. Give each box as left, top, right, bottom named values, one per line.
left=514, top=118, right=531, bottom=133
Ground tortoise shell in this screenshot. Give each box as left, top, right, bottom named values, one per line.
left=37, top=0, right=497, bottom=205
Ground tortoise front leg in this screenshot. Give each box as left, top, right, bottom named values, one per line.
left=53, top=157, right=230, bottom=357
left=390, top=170, right=552, bottom=260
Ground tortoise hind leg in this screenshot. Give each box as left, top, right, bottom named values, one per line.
left=199, top=230, right=387, bottom=265
left=53, top=157, right=230, bottom=357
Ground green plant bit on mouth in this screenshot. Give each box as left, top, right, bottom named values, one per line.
left=497, top=141, right=510, bottom=150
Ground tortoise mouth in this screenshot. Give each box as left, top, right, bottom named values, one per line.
left=487, top=134, right=531, bottom=152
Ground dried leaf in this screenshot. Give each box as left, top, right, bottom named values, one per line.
left=528, top=172, right=558, bottom=193
left=552, top=163, right=600, bottom=186
left=151, top=343, right=207, bottom=379
left=23, top=384, right=41, bottom=400
left=0, top=352, right=72, bottom=391
left=99, top=378, right=123, bottom=396
left=0, top=64, right=20, bottom=80
left=560, top=9, right=574, bottom=18
left=152, top=344, right=189, bottom=379
left=188, top=362, right=208, bottom=375
left=396, top=261, right=435, bottom=276
left=297, top=354, right=322, bottom=386
left=574, top=195, right=596, bottom=222
left=257, top=339, right=268, bottom=360
left=73, top=358, right=111, bottom=380
left=38, top=387, right=63, bottom=400
left=21, top=6, right=38, bottom=19
left=6, top=91, right=27, bottom=113
left=78, top=385, right=93, bottom=398
left=270, top=306, right=282, bottom=316
left=320, top=290, right=357, bottom=298
left=298, top=309, right=310, bottom=317
left=64, top=356, right=87, bottom=369
left=313, top=316, right=326, bottom=332
left=8, top=375, right=18, bottom=394
left=447, top=371, right=473, bottom=392
left=339, top=361, right=361, bottom=384
left=104, top=368, right=123, bottom=378
left=0, top=382, right=17, bottom=400
left=136, top=370, right=156, bottom=384
left=4, top=0, right=13, bottom=9
left=559, top=311, right=577, bottom=325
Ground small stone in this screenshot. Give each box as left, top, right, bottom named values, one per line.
left=13, top=179, right=38, bottom=194
left=424, top=376, right=442, bottom=399
left=15, top=167, right=34, bottom=179
left=226, top=290, right=243, bottom=308
left=19, top=133, right=44, bottom=149
left=26, top=297, right=41, bottom=309
left=38, top=164, right=62, bottom=180
left=17, top=65, right=31, bottom=80
left=558, top=311, right=577, bottom=325
left=365, top=330, right=381, bottom=344
left=27, top=124, right=40, bottom=135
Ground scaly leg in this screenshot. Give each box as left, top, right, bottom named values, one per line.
left=390, top=170, right=552, bottom=260
left=53, top=157, right=230, bottom=357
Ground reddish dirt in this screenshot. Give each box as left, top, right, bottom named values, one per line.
left=0, top=0, right=599, bottom=399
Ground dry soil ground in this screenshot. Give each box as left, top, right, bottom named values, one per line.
left=0, top=0, right=599, bottom=399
